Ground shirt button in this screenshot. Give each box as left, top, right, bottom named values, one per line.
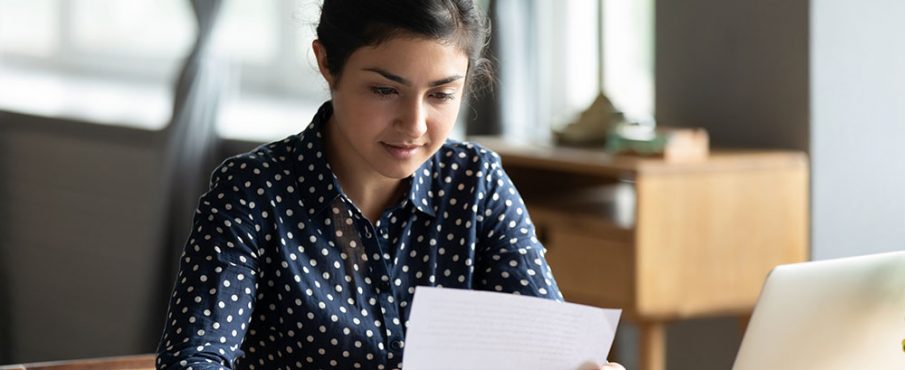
left=390, top=339, right=405, bottom=351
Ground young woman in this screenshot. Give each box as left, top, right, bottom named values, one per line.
left=156, top=1, right=624, bottom=369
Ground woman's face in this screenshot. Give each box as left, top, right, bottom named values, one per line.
left=315, top=35, right=469, bottom=180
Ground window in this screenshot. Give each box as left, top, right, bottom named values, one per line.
left=70, top=0, right=193, bottom=60
left=0, top=0, right=653, bottom=141
left=0, top=0, right=328, bottom=140
left=0, top=0, right=58, bottom=57
left=491, top=0, right=654, bottom=141
left=603, top=0, right=655, bottom=125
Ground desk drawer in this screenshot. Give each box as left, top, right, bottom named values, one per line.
left=542, top=228, right=634, bottom=310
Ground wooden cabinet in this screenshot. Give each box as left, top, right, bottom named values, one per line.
left=473, top=137, right=809, bottom=370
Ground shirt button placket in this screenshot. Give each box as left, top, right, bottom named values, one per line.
left=362, top=222, right=404, bottom=362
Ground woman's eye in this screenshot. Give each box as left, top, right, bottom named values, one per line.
left=371, top=87, right=397, bottom=97
left=430, top=92, right=456, bottom=102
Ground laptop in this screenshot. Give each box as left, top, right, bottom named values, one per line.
left=732, top=251, right=905, bottom=370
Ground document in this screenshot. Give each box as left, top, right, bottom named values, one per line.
left=402, top=287, right=622, bottom=370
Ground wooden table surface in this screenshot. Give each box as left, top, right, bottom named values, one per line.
left=0, top=354, right=155, bottom=370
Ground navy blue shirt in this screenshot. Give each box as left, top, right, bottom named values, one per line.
left=156, top=102, right=563, bottom=370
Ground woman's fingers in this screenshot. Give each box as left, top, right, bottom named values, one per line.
left=601, top=362, right=626, bottom=370
left=579, top=360, right=626, bottom=370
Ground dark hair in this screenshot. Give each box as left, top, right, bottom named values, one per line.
left=316, top=0, right=493, bottom=96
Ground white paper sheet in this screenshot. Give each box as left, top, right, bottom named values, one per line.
left=402, top=287, right=621, bottom=370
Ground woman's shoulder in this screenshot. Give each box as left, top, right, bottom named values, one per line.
left=210, top=134, right=301, bottom=187
left=425, top=140, right=509, bottom=197
left=436, top=139, right=503, bottom=169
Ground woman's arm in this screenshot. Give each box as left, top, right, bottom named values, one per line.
left=472, top=151, right=626, bottom=369
left=156, top=159, right=263, bottom=370
left=472, top=150, right=563, bottom=301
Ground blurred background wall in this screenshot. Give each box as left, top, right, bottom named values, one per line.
left=808, top=0, right=905, bottom=259
left=0, top=113, right=167, bottom=362
left=656, top=1, right=905, bottom=367
left=659, top=0, right=905, bottom=261
left=1, top=0, right=903, bottom=369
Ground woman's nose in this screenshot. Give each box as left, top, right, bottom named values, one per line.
left=395, top=98, right=428, bottom=138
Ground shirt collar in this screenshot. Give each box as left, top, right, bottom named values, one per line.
left=293, top=101, right=437, bottom=219
left=407, top=157, right=437, bottom=217
left=292, top=101, right=343, bottom=216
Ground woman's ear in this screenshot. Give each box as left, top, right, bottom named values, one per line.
left=312, top=40, right=336, bottom=89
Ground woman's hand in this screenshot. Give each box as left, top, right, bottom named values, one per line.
left=580, top=361, right=626, bottom=370
left=600, top=362, right=626, bottom=370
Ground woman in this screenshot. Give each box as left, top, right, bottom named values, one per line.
left=156, top=0, right=624, bottom=369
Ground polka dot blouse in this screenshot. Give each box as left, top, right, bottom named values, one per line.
left=156, top=102, right=564, bottom=370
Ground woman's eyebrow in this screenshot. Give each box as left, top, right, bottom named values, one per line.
left=428, top=75, right=465, bottom=87
left=363, top=67, right=464, bottom=87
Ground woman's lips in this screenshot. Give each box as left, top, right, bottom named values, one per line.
left=381, top=142, right=422, bottom=160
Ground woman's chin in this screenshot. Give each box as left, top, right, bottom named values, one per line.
left=372, top=152, right=427, bottom=179
left=377, top=164, right=421, bottom=180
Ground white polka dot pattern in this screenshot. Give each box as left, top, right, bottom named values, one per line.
left=156, top=102, right=563, bottom=370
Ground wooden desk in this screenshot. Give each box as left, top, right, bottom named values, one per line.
left=473, top=137, right=809, bottom=370
left=0, top=355, right=155, bottom=370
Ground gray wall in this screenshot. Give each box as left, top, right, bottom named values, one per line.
left=810, top=0, right=905, bottom=259
left=656, top=0, right=810, bottom=151
left=0, top=112, right=167, bottom=363
left=0, top=110, right=262, bottom=364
